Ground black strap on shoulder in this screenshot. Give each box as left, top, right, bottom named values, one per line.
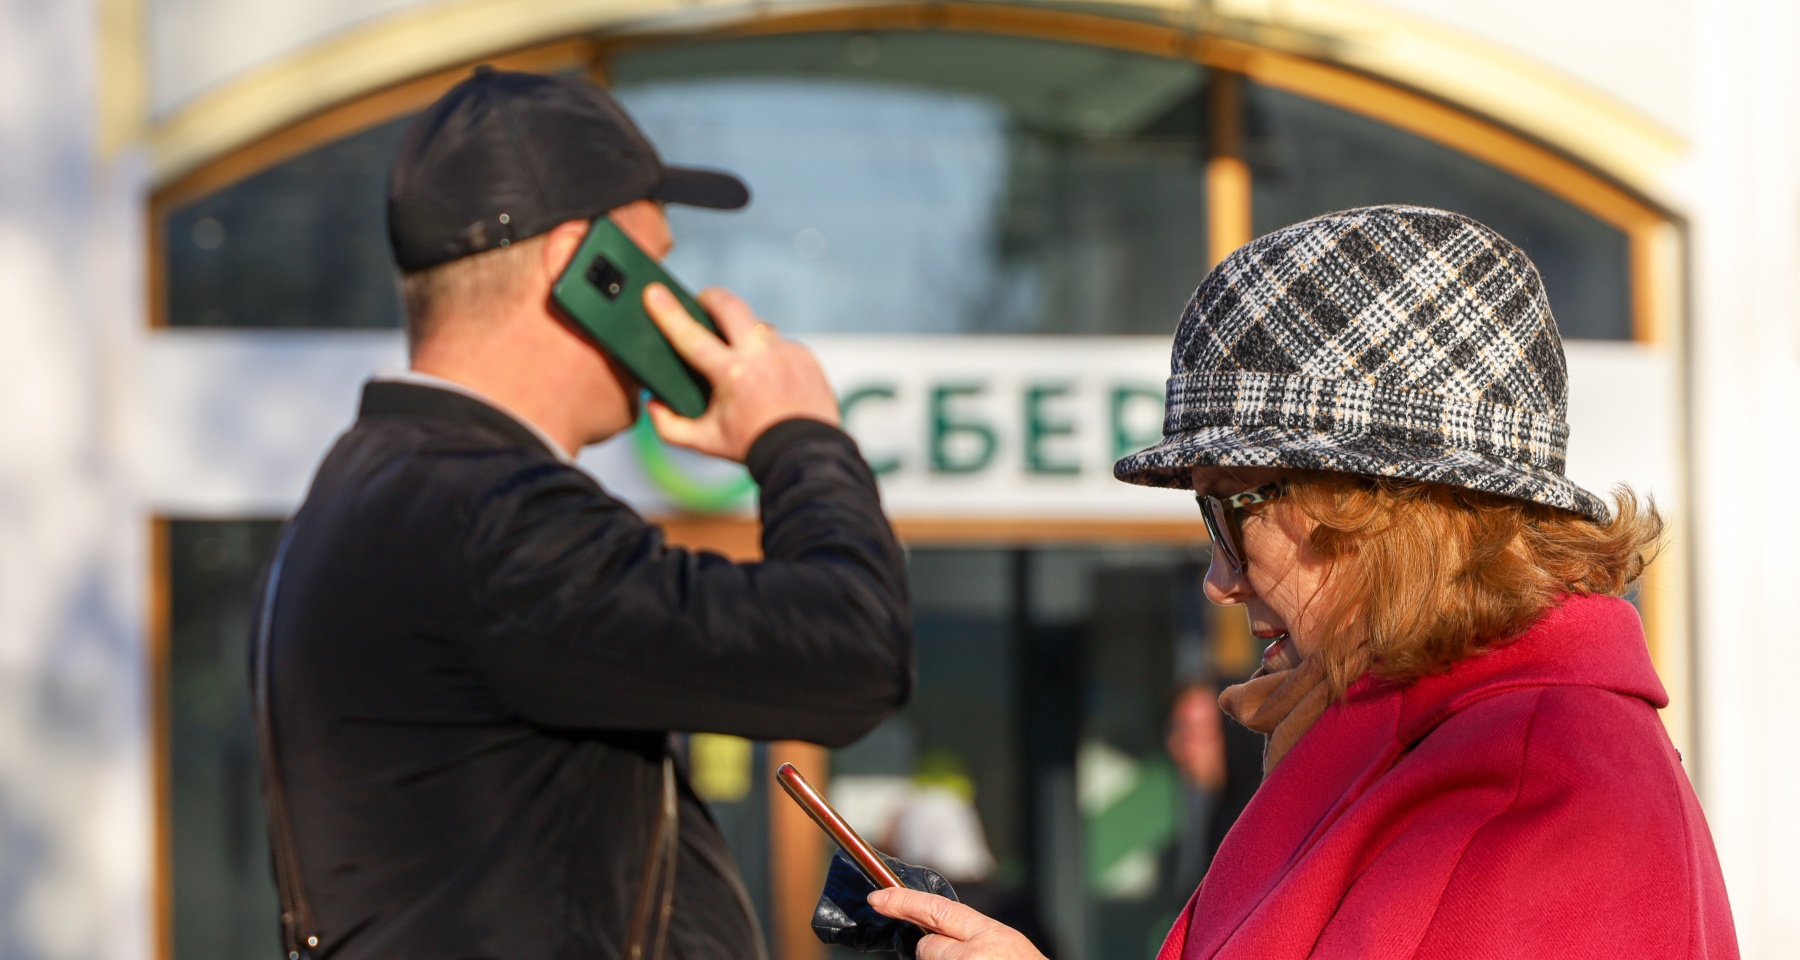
left=253, top=522, right=321, bottom=960
left=626, top=757, right=679, bottom=960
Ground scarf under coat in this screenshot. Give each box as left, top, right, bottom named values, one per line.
left=1217, top=651, right=1349, bottom=778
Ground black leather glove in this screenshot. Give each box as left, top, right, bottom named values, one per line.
left=812, top=851, right=959, bottom=960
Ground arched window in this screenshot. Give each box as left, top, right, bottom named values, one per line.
left=149, top=10, right=1680, bottom=960
left=154, top=14, right=1666, bottom=343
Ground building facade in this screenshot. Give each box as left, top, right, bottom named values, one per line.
left=1, top=0, right=1797, bottom=958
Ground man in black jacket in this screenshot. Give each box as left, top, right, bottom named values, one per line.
left=254, top=69, right=912, bottom=960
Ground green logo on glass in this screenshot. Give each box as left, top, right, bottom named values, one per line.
left=632, top=415, right=757, bottom=513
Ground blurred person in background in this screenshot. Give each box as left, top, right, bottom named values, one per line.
left=251, top=68, right=912, bottom=960
left=833, top=206, right=1736, bottom=959
left=1163, top=675, right=1259, bottom=898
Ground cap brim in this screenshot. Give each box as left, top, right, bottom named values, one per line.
left=1113, top=425, right=1611, bottom=523
left=653, top=166, right=750, bottom=210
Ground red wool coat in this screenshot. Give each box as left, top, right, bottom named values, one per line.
left=1159, top=594, right=1737, bottom=959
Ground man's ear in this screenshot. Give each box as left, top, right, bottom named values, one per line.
left=539, top=219, right=592, bottom=285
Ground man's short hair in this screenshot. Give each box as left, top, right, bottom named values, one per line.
left=400, top=233, right=550, bottom=350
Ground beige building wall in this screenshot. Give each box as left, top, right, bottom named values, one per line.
left=152, top=0, right=1701, bottom=139
left=1374, top=0, right=1695, bottom=136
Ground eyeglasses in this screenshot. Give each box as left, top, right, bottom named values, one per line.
left=1195, top=481, right=1287, bottom=573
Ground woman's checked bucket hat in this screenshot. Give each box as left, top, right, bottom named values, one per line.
left=1114, top=205, right=1608, bottom=522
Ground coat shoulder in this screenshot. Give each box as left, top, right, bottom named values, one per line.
left=1445, top=683, right=1679, bottom=785
left=1409, top=682, right=1686, bottom=823
left=1403, top=685, right=1708, bottom=958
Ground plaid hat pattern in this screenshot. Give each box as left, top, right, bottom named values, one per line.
left=1114, top=205, right=1608, bottom=522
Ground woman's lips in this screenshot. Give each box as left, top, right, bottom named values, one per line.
left=1260, top=633, right=1300, bottom=672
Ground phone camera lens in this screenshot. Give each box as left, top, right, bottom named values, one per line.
left=586, top=256, right=628, bottom=301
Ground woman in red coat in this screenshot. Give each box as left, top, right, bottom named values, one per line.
left=858, top=206, right=1738, bottom=958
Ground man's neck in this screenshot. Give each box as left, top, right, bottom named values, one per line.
left=410, top=327, right=630, bottom=458
left=410, top=361, right=582, bottom=458
left=380, top=369, right=575, bottom=462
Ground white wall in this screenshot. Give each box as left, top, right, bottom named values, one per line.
left=1685, top=0, right=1800, bottom=953
left=144, top=0, right=1704, bottom=137
left=1376, top=0, right=1696, bottom=138
left=150, top=0, right=428, bottom=112
left=0, top=1, right=149, bottom=959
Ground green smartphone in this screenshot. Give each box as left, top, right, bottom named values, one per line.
left=550, top=218, right=716, bottom=418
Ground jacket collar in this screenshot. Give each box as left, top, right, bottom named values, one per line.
left=358, top=379, right=566, bottom=462
left=1172, top=592, right=1666, bottom=960
left=1395, top=593, right=1666, bottom=746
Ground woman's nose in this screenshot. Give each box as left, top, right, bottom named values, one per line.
left=1204, top=553, right=1253, bottom=605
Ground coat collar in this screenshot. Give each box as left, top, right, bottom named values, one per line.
left=1395, top=593, right=1666, bottom=746
left=1168, top=592, right=1664, bottom=960
left=358, top=379, right=566, bottom=463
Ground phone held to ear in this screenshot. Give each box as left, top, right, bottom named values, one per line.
left=775, top=762, right=904, bottom=890
left=549, top=218, right=716, bottom=418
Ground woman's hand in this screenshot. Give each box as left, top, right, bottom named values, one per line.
left=867, top=887, right=1051, bottom=960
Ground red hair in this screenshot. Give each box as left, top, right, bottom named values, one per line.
left=1282, top=474, right=1663, bottom=695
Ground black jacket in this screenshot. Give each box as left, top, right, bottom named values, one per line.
left=259, top=381, right=913, bottom=960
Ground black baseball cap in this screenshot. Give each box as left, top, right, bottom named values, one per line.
left=387, top=66, right=750, bottom=271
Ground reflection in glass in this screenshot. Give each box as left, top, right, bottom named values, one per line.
left=159, top=33, right=1636, bottom=341
left=613, top=32, right=1212, bottom=335
left=167, top=520, right=283, bottom=958
left=165, top=120, right=409, bottom=328
left=833, top=545, right=1232, bottom=960
left=687, top=735, right=775, bottom=946
left=1246, top=82, right=1633, bottom=340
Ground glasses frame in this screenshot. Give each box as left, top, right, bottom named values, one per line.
left=1195, top=481, right=1287, bottom=574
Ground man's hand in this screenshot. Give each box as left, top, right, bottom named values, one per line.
left=643, top=283, right=840, bottom=462
left=866, top=888, right=1050, bottom=960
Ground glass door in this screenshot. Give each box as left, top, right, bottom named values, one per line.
left=821, top=544, right=1251, bottom=960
